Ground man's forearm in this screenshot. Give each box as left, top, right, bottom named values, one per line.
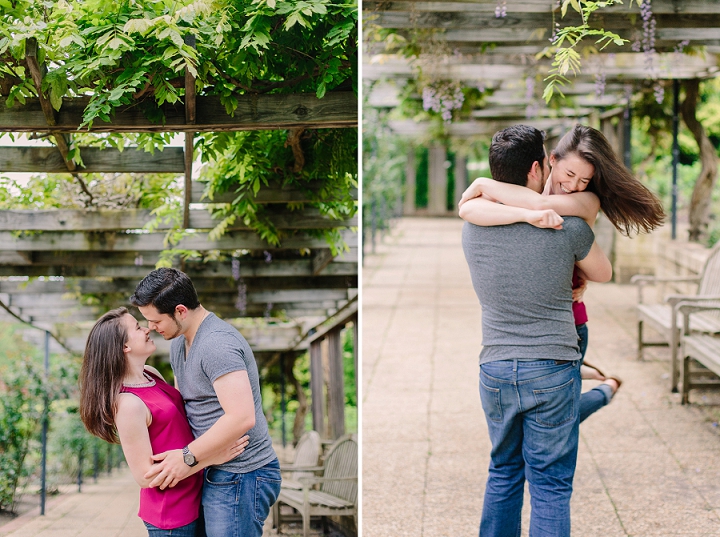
left=188, top=413, right=255, bottom=463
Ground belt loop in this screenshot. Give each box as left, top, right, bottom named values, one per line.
left=513, top=358, right=518, bottom=373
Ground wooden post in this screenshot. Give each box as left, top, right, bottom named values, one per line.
left=454, top=154, right=468, bottom=208
left=403, top=146, right=416, bottom=215
left=310, top=339, right=325, bottom=437
left=427, top=144, right=448, bottom=215
left=326, top=327, right=345, bottom=439
left=352, top=316, right=358, bottom=400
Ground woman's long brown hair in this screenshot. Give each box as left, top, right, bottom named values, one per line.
left=553, top=124, right=666, bottom=236
left=79, top=307, right=130, bottom=444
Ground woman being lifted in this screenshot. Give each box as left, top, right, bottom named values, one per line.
left=459, top=124, right=665, bottom=422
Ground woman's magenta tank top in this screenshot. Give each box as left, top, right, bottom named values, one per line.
left=121, top=370, right=202, bottom=529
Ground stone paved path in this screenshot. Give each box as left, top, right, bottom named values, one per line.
left=0, top=454, right=292, bottom=537
left=362, top=217, right=720, bottom=537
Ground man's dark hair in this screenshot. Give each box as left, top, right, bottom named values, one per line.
left=129, top=268, right=200, bottom=315
left=488, top=125, right=546, bottom=186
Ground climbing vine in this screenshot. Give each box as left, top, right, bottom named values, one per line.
left=0, top=0, right=358, bottom=253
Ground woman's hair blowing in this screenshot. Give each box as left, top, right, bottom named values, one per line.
left=553, top=125, right=665, bottom=236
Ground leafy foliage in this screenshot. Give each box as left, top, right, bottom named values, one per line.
left=0, top=323, right=77, bottom=512
left=542, top=0, right=631, bottom=102
left=632, top=78, right=720, bottom=246
left=0, top=0, right=357, bottom=126
left=0, top=1, right=358, bottom=252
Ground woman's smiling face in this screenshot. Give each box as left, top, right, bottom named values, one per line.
left=549, top=152, right=595, bottom=195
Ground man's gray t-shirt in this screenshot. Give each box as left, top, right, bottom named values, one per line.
left=461, top=217, right=594, bottom=363
left=170, top=312, right=276, bottom=473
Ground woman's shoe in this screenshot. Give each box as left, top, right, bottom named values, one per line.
left=604, top=376, right=622, bottom=397
left=581, top=361, right=606, bottom=381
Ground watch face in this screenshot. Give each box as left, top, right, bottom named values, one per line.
left=184, top=452, right=195, bottom=465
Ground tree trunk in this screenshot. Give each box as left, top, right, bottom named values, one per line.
left=284, top=354, right=309, bottom=446
left=680, top=79, right=719, bottom=242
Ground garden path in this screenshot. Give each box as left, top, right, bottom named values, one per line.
left=362, top=217, right=720, bottom=537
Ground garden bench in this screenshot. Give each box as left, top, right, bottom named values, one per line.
left=279, top=430, right=322, bottom=490
left=274, top=434, right=357, bottom=537
left=631, top=241, right=720, bottom=391
left=677, top=301, right=720, bottom=404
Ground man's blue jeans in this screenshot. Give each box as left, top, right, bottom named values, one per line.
left=478, top=359, right=581, bottom=537
left=202, top=459, right=281, bottom=537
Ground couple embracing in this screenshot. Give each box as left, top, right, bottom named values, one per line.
left=79, top=268, right=280, bottom=537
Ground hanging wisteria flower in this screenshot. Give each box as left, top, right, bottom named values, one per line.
left=525, top=76, right=535, bottom=100
left=550, top=22, right=560, bottom=43
left=641, top=0, right=656, bottom=75
left=235, top=281, right=247, bottom=315
left=495, top=0, right=507, bottom=18
left=594, top=72, right=606, bottom=98
left=674, top=40, right=690, bottom=55
left=653, top=82, right=664, bottom=104
left=231, top=257, right=241, bottom=281
left=422, top=80, right=465, bottom=123
left=525, top=102, right=539, bottom=119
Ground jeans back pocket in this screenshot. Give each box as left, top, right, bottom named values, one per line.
left=532, top=377, right=576, bottom=427
left=479, top=378, right=503, bottom=423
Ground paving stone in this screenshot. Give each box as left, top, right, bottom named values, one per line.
left=363, top=218, right=720, bottom=537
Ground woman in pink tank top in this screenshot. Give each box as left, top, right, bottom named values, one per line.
left=80, top=307, right=247, bottom=536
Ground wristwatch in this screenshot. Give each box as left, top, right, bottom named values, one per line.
left=182, top=446, right=198, bottom=467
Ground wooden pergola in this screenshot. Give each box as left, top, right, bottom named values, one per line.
left=364, top=0, right=720, bottom=214
left=0, top=48, right=358, bottom=441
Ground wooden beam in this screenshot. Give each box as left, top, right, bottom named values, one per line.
left=364, top=0, right=720, bottom=15
left=326, top=327, right=345, bottom=439
left=312, top=249, right=334, bottom=275
left=184, top=133, right=193, bottom=229
left=191, top=180, right=359, bottom=204
left=310, top=338, right=325, bottom=437
left=0, top=229, right=358, bottom=251
left=0, top=255, right=357, bottom=278
left=0, top=92, right=358, bottom=132
left=368, top=10, right=720, bottom=31
left=0, top=146, right=185, bottom=173
left=0, top=275, right=357, bottom=294
left=0, top=208, right=356, bottom=231
left=305, top=299, right=359, bottom=345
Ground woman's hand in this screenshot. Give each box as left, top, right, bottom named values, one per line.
left=458, top=177, right=492, bottom=208
left=526, top=209, right=563, bottom=229
left=573, top=276, right=588, bottom=302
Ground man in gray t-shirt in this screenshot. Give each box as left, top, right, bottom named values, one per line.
left=458, top=126, right=611, bottom=536
left=131, top=268, right=280, bottom=537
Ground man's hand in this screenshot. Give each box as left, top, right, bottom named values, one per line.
left=526, top=209, right=563, bottom=230
left=573, top=276, right=588, bottom=303
left=459, top=177, right=491, bottom=208
left=144, top=449, right=192, bottom=490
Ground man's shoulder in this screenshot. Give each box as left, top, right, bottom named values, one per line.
left=562, top=216, right=594, bottom=237
left=199, top=314, right=251, bottom=349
